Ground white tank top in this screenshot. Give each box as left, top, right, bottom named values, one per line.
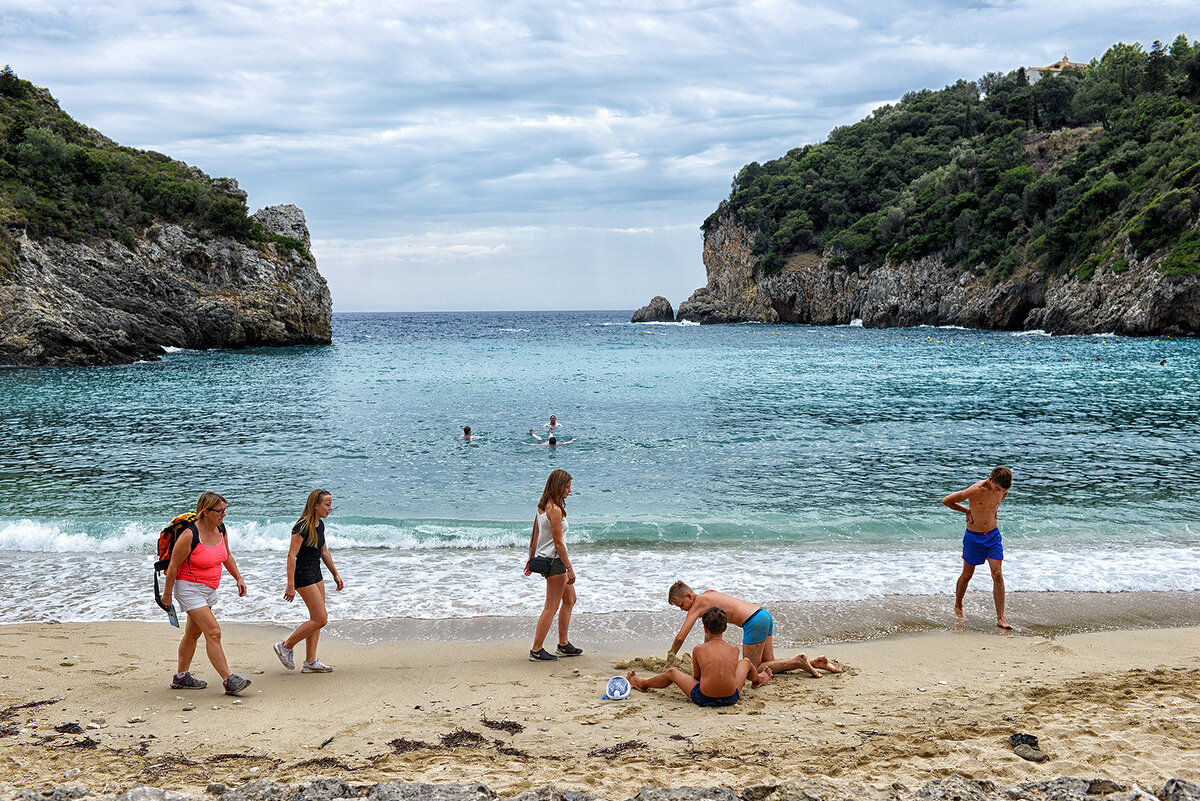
left=534, top=506, right=567, bottom=559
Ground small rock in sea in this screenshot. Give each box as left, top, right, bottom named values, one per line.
left=918, top=687, right=926, bottom=692
left=128, top=717, right=146, bottom=724
left=233, top=700, right=242, bottom=705
left=86, top=723, right=101, bottom=730
left=601, top=725, right=610, bottom=729
left=211, top=705, right=221, bottom=710
left=539, top=727, right=549, bottom=732
left=183, top=705, right=194, bottom=711
left=60, top=659, right=76, bottom=666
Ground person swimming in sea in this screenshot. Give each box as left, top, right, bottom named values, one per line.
left=528, top=429, right=574, bottom=445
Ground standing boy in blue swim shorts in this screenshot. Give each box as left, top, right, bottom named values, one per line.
left=627, top=608, right=771, bottom=706
left=666, top=582, right=841, bottom=677
left=942, top=466, right=1013, bottom=630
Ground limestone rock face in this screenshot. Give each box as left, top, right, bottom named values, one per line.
left=0, top=205, right=332, bottom=367
left=252, top=204, right=311, bottom=247
left=631, top=296, right=675, bottom=322
left=677, top=210, right=1199, bottom=334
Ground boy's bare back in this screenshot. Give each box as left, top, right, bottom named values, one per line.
left=692, top=591, right=760, bottom=626
left=692, top=637, right=742, bottom=697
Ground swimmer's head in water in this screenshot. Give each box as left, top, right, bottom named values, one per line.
left=548, top=436, right=557, bottom=445
left=464, top=426, right=471, bottom=435
left=550, top=415, right=557, bottom=424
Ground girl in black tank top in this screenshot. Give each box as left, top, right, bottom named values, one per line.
left=273, top=490, right=344, bottom=675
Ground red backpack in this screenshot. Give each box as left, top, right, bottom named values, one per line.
left=154, top=513, right=222, bottom=611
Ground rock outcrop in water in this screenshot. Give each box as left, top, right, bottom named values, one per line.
left=669, top=211, right=1199, bottom=334
left=631, top=295, right=675, bottom=322
left=0, top=193, right=331, bottom=367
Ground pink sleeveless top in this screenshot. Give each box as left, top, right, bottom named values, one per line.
left=176, top=532, right=228, bottom=589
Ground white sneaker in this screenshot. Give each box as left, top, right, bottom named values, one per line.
left=302, top=658, right=333, bottom=673
left=274, top=641, right=295, bottom=670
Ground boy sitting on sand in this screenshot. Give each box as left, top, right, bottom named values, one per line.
left=628, top=608, right=770, bottom=706
left=667, top=581, right=841, bottom=678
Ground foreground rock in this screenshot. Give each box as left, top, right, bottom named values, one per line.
left=0, top=199, right=331, bottom=367
left=3, top=776, right=1198, bottom=801
left=675, top=211, right=1199, bottom=334
left=631, top=296, right=675, bottom=323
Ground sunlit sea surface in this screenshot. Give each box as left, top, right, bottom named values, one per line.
left=2, top=312, right=1197, bottom=643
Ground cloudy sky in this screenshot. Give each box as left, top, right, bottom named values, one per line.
left=2, top=1, right=1194, bottom=311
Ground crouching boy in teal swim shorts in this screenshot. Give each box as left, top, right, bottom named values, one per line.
left=627, top=608, right=770, bottom=706
left=667, top=582, right=842, bottom=678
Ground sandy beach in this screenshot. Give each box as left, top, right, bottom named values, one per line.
left=1, top=618, right=1198, bottom=797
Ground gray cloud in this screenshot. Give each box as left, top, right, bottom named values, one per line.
left=1, top=0, right=1195, bottom=309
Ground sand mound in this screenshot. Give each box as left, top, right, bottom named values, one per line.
left=613, top=652, right=692, bottom=672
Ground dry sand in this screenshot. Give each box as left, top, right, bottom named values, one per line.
left=1, top=621, right=1198, bottom=797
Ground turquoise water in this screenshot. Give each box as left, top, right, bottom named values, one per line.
left=1, top=312, right=1197, bottom=629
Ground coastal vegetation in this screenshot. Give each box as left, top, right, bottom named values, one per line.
left=0, top=66, right=308, bottom=272
left=707, top=37, right=1200, bottom=280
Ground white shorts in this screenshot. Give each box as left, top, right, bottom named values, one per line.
left=174, top=579, right=219, bottom=612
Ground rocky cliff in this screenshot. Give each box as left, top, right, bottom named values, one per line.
left=0, top=193, right=332, bottom=367
left=674, top=211, right=1199, bottom=334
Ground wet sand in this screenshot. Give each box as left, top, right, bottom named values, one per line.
left=1, top=617, right=1198, bottom=797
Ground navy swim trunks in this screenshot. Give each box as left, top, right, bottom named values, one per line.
left=962, top=527, right=1003, bottom=565
left=690, top=684, right=739, bottom=707
left=741, top=608, right=773, bottom=645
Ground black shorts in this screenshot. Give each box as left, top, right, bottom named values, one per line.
left=295, top=562, right=324, bottom=589
left=547, top=557, right=567, bottom=577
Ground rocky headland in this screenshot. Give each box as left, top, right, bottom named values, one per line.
left=664, top=212, right=1198, bottom=333
left=0, top=192, right=331, bottom=367
left=0, top=68, right=331, bottom=367
left=637, top=41, right=1200, bottom=333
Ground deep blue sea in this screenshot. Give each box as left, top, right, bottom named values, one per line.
left=1, top=312, right=1198, bottom=641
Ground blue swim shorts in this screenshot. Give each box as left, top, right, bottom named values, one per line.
left=741, top=608, right=774, bottom=645
left=690, top=684, right=739, bottom=707
left=962, top=527, right=1003, bottom=565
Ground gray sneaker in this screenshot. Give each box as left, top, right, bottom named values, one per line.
left=274, top=641, right=295, bottom=670
left=301, top=659, right=333, bottom=673
left=223, top=674, right=251, bottom=695
left=170, top=671, right=207, bottom=689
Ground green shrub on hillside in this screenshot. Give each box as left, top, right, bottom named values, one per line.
left=0, top=66, right=260, bottom=250
left=714, top=37, right=1200, bottom=278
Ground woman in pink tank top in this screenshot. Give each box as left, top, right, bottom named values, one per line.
left=160, top=491, right=252, bottom=696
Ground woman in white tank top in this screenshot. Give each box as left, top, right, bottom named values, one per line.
left=524, top=468, right=582, bottom=661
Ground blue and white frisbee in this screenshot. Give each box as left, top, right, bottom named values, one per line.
left=604, top=675, right=631, bottom=700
